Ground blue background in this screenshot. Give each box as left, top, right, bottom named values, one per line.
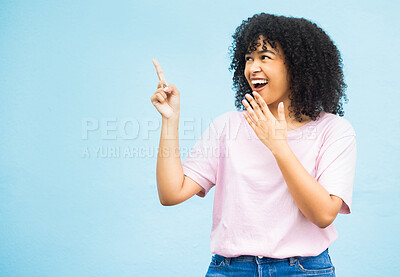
left=1, top=0, right=399, bottom=276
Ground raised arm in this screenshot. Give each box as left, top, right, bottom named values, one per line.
left=151, top=59, right=203, bottom=206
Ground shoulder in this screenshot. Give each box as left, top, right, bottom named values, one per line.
left=316, top=111, right=356, bottom=138
left=215, top=110, right=241, bottom=120
left=210, top=110, right=243, bottom=127
left=205, top=110, right=245, bottom=139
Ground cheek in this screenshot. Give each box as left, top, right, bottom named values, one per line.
left=276, top=67, right=290, bottom=85
left=244, top=68, right=251, bottom=83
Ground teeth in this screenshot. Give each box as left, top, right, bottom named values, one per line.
left=251, top=79, right=268, bottom=85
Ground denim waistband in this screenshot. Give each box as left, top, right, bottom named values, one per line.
left=214, top=248, right=329, bottom=266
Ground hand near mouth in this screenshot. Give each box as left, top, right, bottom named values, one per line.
left=242, top=91, right=288, bottom=154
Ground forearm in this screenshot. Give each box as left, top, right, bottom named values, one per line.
left=272, top=143, right=334, bottom=228
left=156, top=115, right=184, bottom=205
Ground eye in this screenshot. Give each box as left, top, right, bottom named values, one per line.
left=262, top=55, right=271, bottom=60
left=245, top=56, right=253, bottom=61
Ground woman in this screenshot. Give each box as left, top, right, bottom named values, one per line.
left=151, top=12, right=356, bottom=276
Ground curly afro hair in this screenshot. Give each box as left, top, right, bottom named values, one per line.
left=229, top=13, right=348, bottom=122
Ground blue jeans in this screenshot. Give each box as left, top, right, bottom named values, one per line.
left=205, top=248, right=335, bottom=276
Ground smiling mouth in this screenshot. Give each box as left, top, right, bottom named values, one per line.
left=254, top=83, right=267, bottom=89
left=252, top=80, right=269, bottom=91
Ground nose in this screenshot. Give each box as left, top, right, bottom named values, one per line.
left=249, top=60, right=261, bottom=74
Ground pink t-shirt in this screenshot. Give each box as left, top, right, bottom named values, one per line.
left=182, top=110, right=357, bottom=258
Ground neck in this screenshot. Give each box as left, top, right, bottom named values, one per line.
left=268, top=102, right=311, bottom=130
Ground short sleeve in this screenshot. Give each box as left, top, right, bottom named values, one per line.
left=315, top=122, right=357, bottom=214
left=182, top=117, right=222, bottom=198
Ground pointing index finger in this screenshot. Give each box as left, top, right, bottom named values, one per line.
left=152, top=59, right=168, bottom=87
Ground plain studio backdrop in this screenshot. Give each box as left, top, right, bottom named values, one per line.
left=0, top=0, right=399, bottom=276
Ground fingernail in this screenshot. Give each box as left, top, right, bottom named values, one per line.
left=163, top=86, right=169, bottom=92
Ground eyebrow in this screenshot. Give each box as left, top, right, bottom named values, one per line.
left=246, top=50, right=276, bottom=55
